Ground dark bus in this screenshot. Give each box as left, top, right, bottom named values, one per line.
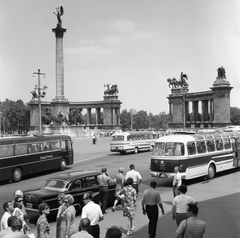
left=0, top=134, right=74, bottom=183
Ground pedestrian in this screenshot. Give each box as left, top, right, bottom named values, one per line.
left=1, top=201, right=14, bottom=230
left=116, top=177, right=137, bottom=236
left=97, top=168, right=113, bottom=214
left=81, top=192, right=104, bottom=238
left=0, top=216, right=15, bottom=238
left=125, top=164, right=142, bottom=195
left=71, top=218, right=93, bottom=238
left=173, top=166, right=182, bottom=197
left=12, top=195, right=30, bottom=234
left=56, top=193, right=66, bottom=238
left=93, top=135, right=97, bottom=144
left=61, top=194, right=76, bottom=238
left=2, top=217, right=29, bottom=238
left=105, top=227, right=122, bottom=238
left=142, top=181, right=165, bottom=238
left=36, top=203, right=50, bottom=238
left=172, top=184, right=198, bottom=227
left=174, top=203, right=206, bottom=238
left=112, top=167, right=125, bottom=212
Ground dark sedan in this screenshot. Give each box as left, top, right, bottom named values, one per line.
left=23, top=170, right=117, bottom=219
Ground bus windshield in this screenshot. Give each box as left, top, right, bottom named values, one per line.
left=153, top=142, right=185, bottom=156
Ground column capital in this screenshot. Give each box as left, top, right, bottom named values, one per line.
left=52, top=26, right=67, bottom=38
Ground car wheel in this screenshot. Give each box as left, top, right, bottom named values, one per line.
left=134, top=147, right=139, bottom=154
left=60, top=158, right=67, bottom=171
left=12, top=167, right=22, bottom=182
left=207, top=164, right=215, bottom=179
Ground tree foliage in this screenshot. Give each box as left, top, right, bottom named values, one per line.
left=230, top=107, right=240, bottom=125
left=0, top=99, right=30, bottom=134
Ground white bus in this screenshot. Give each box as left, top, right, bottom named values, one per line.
left=150, top=132, right=240, bottom=180
left=110, top=131, right=157, bottom=155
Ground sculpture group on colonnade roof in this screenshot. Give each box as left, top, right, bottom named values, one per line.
left=217, top=66, right=226, bottom=78
left=167, top=72, right=189, bottom=89
left=104, top=84, right=119, bottom=95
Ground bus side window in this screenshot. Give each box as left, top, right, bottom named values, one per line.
left=187, top=143, right=196, bottom=155
left=61, top=140, right=67, bottom=151
left=223, top=138, right=231, bottom=149
left=197, top=142, right=206, bottom=154
left=0, top=145, right=14, bottom=157
left=216, top=140, right=224, bottom=151
left=207, top=140, right=215, bottom=152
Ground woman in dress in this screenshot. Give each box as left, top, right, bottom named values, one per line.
left=12, top=194, right=30, bottom=234
left=117, top=177, right=137, bottom=236
left=112, top=167, right=125, bottom=212
left=36, top=203, right=50, bottom=238
left=61, top=194, right=77, bottom=238
left=56, top=193, right=66, bottom=238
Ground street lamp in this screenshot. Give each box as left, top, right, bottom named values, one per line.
left=33, top=68, right=47, bottom=135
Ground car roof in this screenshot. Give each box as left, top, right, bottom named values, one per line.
left=47, top=170, right=101, bottom=181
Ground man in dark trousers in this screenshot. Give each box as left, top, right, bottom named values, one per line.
left=142, top=181, right=165, bottom=238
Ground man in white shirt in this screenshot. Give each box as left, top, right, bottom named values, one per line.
left=81, top=192, right=103, bottom=238
left=71, top=218, right=93, bottom=238
left=172, top=166, right=182, bottom=197
left=0, top=216, right=15, bottom=238
left=125, top=164, right=142, bottom=195
left=1, top=201, right=14, bottom=231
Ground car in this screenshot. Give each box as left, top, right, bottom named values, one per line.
left=23, top=170, right=117, bottom=219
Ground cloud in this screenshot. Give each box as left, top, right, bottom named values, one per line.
left=110, top=18, right=136, bottom=33
left=102, top=35, right=123, bottom=47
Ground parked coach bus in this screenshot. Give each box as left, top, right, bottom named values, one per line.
left=150, top=132, right=240, bottom=180
left=110, top=131, right=157, bottom=154
left=0, top=134, right=74, bottom=183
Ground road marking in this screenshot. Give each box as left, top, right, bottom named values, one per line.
left=74, top=155, right=106, bottom=164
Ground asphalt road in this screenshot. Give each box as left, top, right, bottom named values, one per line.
left=0, top=137, right=240, bottom=238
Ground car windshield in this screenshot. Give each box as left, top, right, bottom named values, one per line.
left=41, top=179, right=69, bottom=192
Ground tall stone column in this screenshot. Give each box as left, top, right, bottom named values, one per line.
left=52, top=26, right=67, bottom=101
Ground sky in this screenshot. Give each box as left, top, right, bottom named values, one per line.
left=0, top=0, right=240, bottom=115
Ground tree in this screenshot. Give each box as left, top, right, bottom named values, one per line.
left=69, top=108, right=84, bottom=125
left=120, top=109, right=131, bottom=130
left=230, top=107, right=240, bottom=125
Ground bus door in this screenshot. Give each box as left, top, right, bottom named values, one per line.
left=232, top=138, right=240, bottom=167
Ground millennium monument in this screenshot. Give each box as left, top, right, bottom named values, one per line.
left=167, top=67, right=233, bottom=128
left=29, top=7, right=121, bottom=136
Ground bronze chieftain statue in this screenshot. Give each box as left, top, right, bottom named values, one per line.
left=217, top=66, right=226, bottom=78
left=53, top=6, right=64, bottom=27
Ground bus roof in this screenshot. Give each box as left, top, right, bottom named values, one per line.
left=112, top=131, right=156, bottom=136
left=0, top=134, right=72, bottom=145
left=155, top=132, right=240, bottom=143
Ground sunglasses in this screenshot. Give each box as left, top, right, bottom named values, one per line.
left=17, top=200, right=23, bottom=202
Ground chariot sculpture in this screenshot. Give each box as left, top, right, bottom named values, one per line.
left=104, top=84, right=119, bottom=95
left=167, top=72, right=189, bottom=89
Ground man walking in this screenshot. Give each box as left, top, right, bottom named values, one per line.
left=173, top=166, right=182, bottom=197
left=97, top=168, right=113, bottom=214
left=71, top=218, right=93, bottom=238
left=0, top=201, right=14, bottom=230
left=125, top=164, right=142, bottom=195
left=174, top=204, right=206, bottom=238
left=142, top=181, right=165, bottom=238
left=81, top=192, right=104, bottom=238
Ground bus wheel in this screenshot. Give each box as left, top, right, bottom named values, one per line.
left=60, top=159, right=67, bottom=171
left=207, top=164, right=215, bottom=179
left=134, top=147, right=139, bottom=154
left=12, top=167, right=22, bottom=183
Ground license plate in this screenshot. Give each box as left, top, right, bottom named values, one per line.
left=26, top=203, right=33, bottom=208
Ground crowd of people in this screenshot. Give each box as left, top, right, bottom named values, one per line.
left=0, top=164, right=206, bottom=238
